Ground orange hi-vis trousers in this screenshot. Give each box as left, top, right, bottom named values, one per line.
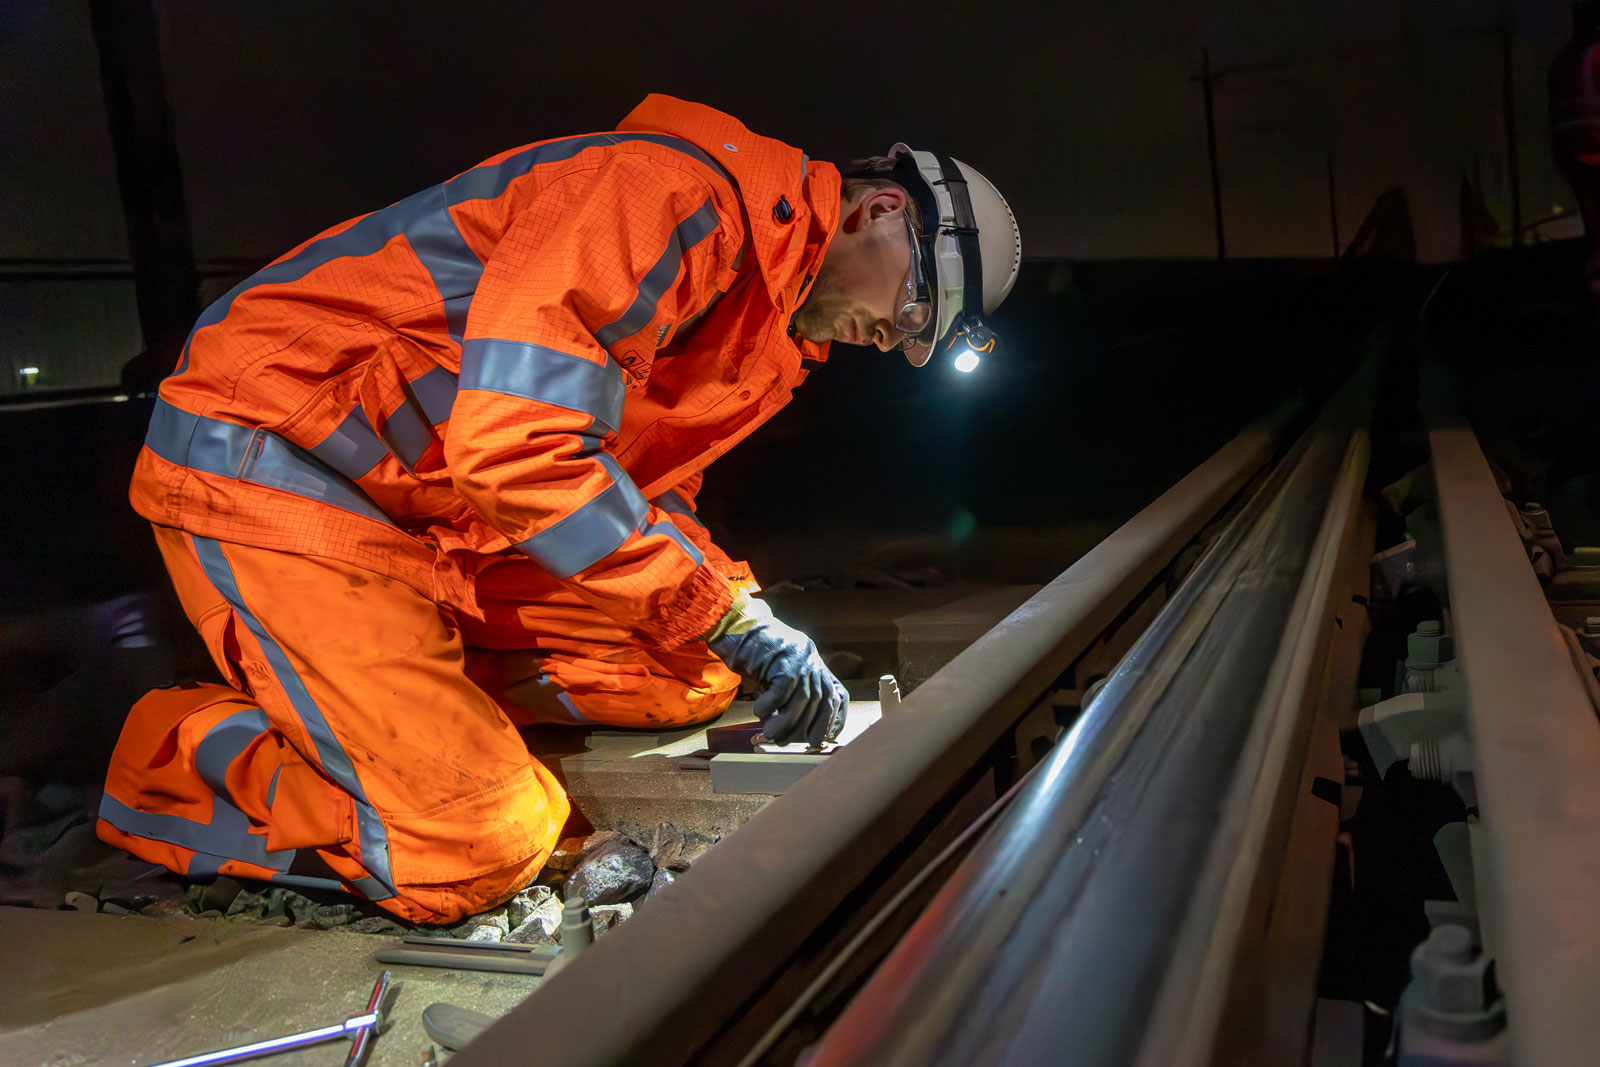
left=98, top=526, right=740, bottom=923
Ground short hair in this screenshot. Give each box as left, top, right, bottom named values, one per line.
left=840, top=156, right=923, bottom=233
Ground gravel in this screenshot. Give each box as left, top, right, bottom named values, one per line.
left=299, top=902, right=359, bottom=930
left=63, top=891, right=98, bottom=912
left=450, top=909, right=511, bottom=941
left=545, top=831, right=623, bottom=872
left=591, top=902, right=633, bottom=937
left=648, top=821, right=717, bottom=871
left=505, top=886, right=562, bottom=942
left=564, top=838, right=655, bottom=906
left=96, top=829, right=667, bottom=947
left=640, top=867, right=676, bottom=907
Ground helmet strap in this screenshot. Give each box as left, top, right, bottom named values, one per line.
left=932, top=153, right=991, bottom=349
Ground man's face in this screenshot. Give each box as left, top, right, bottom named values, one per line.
left=792, top=186, right=916, bottom=352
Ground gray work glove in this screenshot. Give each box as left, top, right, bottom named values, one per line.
left=705, top=593, right=849, bottom=747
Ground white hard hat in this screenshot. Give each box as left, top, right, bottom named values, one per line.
left=886, top=145, right=1022, bottom=367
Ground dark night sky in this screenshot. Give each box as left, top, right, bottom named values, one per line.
left=0, top=1, right=1574, bottom=267
left=1, top=2, right=1586, bottom=594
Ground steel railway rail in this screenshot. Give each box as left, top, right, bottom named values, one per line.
left=809, top=377, right=1374, bottom=1067
left=1418, top=367, right=1600, bottom=1066
left=452, top=397, right=1301, bottom=1067
left=451, top=360, right=1600, bottom=1066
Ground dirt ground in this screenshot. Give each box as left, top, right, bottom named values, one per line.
left=1, top=906, right=536, bottom=1066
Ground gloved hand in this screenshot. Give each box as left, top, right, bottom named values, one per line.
left=705, top=593, right=849, bottom=747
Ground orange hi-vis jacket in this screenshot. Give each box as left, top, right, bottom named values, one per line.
left=130, top=96, right=840, bottom=648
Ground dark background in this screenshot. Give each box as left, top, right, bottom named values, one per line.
left=3, top=2, right=1571, bottom=266
left=4, top=9, right=1599, bottom=1036
left=2, top=1, right=1594, bottom=679
left=0, top=1, right=1577, bottom=394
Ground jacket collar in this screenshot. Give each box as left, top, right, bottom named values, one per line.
left=616, top=95, right=839, bottom=360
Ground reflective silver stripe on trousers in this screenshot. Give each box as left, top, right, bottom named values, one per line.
left=98, top=793, right=287, bottom=875
left=101, top=790, right=386, bottom=896
left=190, top=536, right=397, bottom=899
left=100, top=705, right=387, bottom=894
left=459, top=339, right=624, bottom=436
left=98, top=707, right=293, bottom=873
left=143, top=399, right=393, bottom=525
left=194, top=705, right=272, bottom=797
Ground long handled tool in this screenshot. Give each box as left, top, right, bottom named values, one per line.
left=375, top=932, right=559, bottom=975
left=146, top=970, right=393, bottom=1067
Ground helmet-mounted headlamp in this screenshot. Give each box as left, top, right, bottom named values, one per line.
left=886, top=146, right=1018, bottom=371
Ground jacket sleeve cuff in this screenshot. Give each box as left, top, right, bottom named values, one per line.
left=648, top=564, right=737, bottom=650
left=707, top=555, right=760, bottom=597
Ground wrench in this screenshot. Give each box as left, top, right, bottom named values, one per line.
left=145, top=970, right=392, bottom=1067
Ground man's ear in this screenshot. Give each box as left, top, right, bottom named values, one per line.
left=860, top=185, right=908, bottom=225
left=838, top=200, right=868, bottom=235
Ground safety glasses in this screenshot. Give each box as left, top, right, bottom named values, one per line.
left=894, top=215, right=934, bottom=355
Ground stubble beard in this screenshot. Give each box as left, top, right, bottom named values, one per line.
left=789, top=276, right=846, bottom=343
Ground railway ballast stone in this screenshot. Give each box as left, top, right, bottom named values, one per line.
left=641, top=867, right=676, bottom=906
left=565, top=838, right=655, bottom=906
left=452, top=909, right=511, bottom=941
left=226, top=889, right=267, bottom=919
left=507, top=916, right=560, bottom=946
left=299, top=902, right=359, bottom=930
left=649, top=821, right=717, bottom=871
left=506, top=885, right=562, bottom=939
left=591, top=902, right=633, bottom=937
left=546, top=831, right=623, bottom=872
left=64, top=891, right=98, bottom=912
left=263, top=888, right=293, bottom=922
left=189, top=877, right=244, bottom=914
left=140, top=900, right=191, bottom=920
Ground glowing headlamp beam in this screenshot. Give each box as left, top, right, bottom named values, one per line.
left=953, top=349, right=980, bottom=373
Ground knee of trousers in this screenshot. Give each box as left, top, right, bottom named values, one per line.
left=372, top=760, right=572, bottom=924
left=379, top=853, right=549, bottom=926
left=100, top=683, right=572, bottom=925
left=566, top=666, right=741, bottom=729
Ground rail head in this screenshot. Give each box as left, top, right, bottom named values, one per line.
left=450, top=416, right=1288, bottom=1067
left=805, top=387, right=1368, bottom=1067
left=1429, top=420, right=1600, bottom=1065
